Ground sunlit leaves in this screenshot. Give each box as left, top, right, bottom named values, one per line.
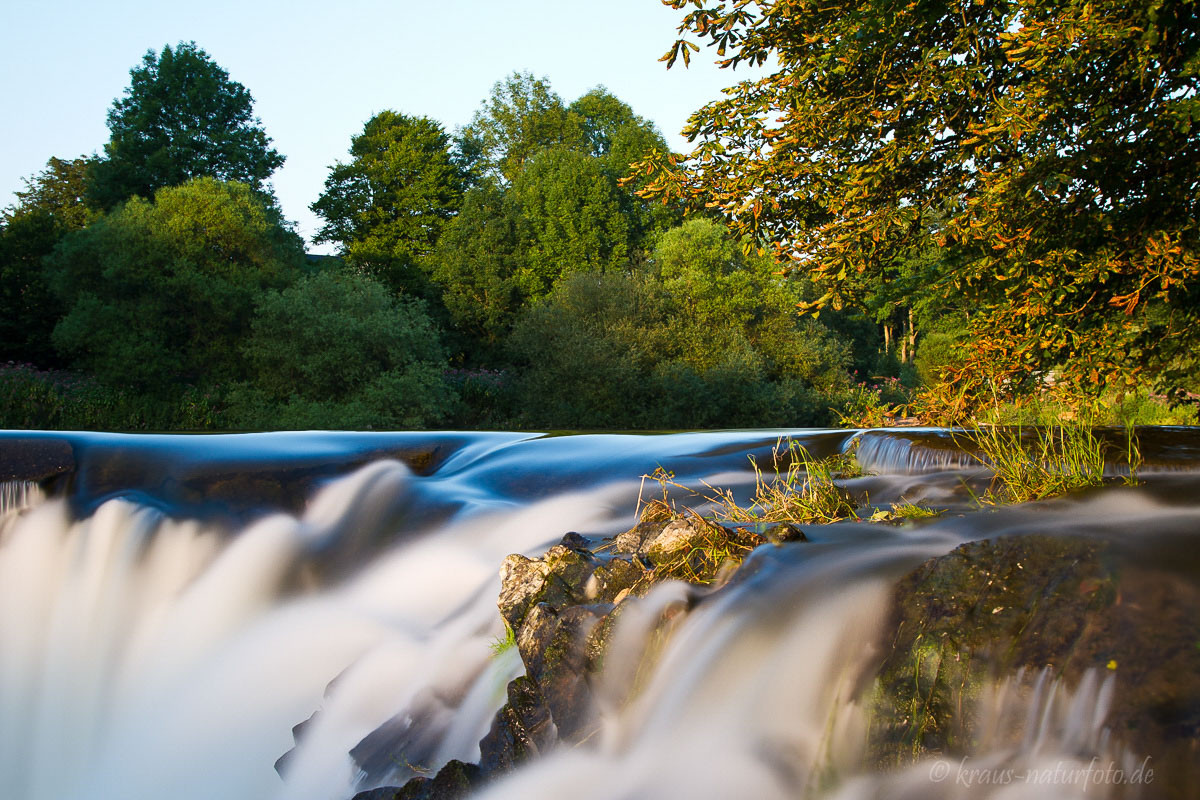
left=641, top=0, right=1200, bottom=402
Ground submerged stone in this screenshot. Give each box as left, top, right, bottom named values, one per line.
left=869, top=533, right=1200, bottom=784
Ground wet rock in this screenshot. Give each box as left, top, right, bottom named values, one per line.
left=644, top=517, right=708, bottom=563
left=351, top=760, right=481, bottom=800
left=585, top=557, right=643, bottom=601
left=611, top=520, right=666, bottom=555
left=497, top=535, right=599, bottom=631
left=516, top=602, right=559, bottom=678
left=762, top=522, right=807, bottom=544
left=537, top=604, right=611, bottom=743
left=870, top=533, right=1200, bottom=785
left=477, top=676, right=555, bottom=775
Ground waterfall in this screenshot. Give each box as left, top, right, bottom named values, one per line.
left=0, top=431, right=1193, bottom=799
left=0, top=457, right=636, bottom=800
left=0, top=479, right=44, bottom=516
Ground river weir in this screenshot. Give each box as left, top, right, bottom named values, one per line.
left=0, top=429, right=1196, bottom=800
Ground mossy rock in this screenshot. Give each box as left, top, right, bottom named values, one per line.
left=870, top=533, right=1200, bottom=789
left=350, top=759, right=481, bottom=800
left=477, top=676, right=554, bottom=776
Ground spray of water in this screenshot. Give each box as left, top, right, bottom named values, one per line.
left=0, top=461, right=636, bottom=800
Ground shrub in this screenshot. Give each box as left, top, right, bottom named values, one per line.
left=228, top=271, right=456, bottom=430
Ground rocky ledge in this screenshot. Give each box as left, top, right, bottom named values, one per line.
left=353, top=516, right=1200, bottom=799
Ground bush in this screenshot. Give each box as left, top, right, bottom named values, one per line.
left=47, top=178, right=304, bottom=395
left=0, top=362, right=227, bottom=431
left=507, top=260, right=851, bottom=430
left=227, top=271, right=456, bottom=430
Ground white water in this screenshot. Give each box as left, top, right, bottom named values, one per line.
left=0, top=433, right=1191, bottom=800
left=0, top=479, right=44, bottom=516
left=0, top=460, right=634, bottom=800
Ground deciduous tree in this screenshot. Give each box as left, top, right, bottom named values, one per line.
left=88, top=42, right=284, bottom=208
left=312, top=111, right=465, bottom=296
left=229, top=270, right=455, bottom=429
left=642, top=0, right=1200, bottom=407
left=47, top=178, right=304, bottom=393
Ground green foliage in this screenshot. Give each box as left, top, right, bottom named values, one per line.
left=710, top=440, right=859, bottom=525
left=836, top=378, right=912, bottom=428
left=10, top=156, right=97, bottom=231
left=228, top=270, right=455, bottom=430
left=505, top=220, right=853, bottom=429
left=311, top=112, right=465, bottom=296
left=0, top=362, right=225, bottom=431
left=47, top=178, right=304, bottom=395
left=429, top=183, right=528, bottom=348
left=568, top=88, right=684, bottom=241
left=978, top=388, right=1198, bottom=427
left=458, top=72, right=583, bottom=185
left=636, top=440, right=861, bottom=537
left=88, top=42, right=284, bottom=208
left=428, top=77, right=682, bottom=352
left=510, top=147, right=632, bottom=282
left=1, top=157, right=100, bottom=366
left=913, top=315, right=969, bottom=388
left=964, top=424, right=1139, bottom=505
left=488, top=624, right=517, bottom=657
left=431, top=149, right=637, bottom=347
left=644, top=0, right=1200, bottom=405
left=0, top=211, right=67, bottom=366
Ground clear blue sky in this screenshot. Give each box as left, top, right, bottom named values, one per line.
left=1, top=0, right=754, bottom=252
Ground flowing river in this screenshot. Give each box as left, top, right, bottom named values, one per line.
left=0, top=429, right=1196, bottom=800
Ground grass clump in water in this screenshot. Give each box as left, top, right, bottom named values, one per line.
left=963, top=423, right=1140, bottom=504
left=867, top=501, right=943, bottom=524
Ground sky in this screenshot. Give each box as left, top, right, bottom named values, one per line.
left=1, top=0, right=755, bottom=253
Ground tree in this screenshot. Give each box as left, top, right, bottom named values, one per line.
left=428, top=183, right=529, bottom=348
left=642, top=0, right=1200, bottom=408
left=509, top=147, right=633, bottom=284
left=88, top=42, right=284, bottom=208
left=311, top=112, right=465, bottom=296
left=430, top=148, right=636, bottom=348
left=568, top=88, right=684, bottom=245
left=228, top=270, right=455, bottom=429
left=458, top=72, right=583, bottom=184
left=47, top=178, right=304, bottom=393
left=0, top=156, right=100, bottom=364
left=10, top=156, right=96, bottom=230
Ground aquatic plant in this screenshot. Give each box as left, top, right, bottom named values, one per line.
left=964, top=423, right=1140, bottom=504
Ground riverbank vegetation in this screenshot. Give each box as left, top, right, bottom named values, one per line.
left=2, top=11, right=1197, bottom=431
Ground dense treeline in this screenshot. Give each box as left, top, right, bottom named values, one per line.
left=1, top=33, right=1194, bottom=431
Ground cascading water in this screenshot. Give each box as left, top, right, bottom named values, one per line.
left=0, top=429, right=1195, bottom=800
left=0, top=479, right=44, bottom=516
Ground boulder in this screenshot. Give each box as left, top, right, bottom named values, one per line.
left=870, top=533, right=1200, bottom=786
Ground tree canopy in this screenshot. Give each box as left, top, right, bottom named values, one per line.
left=47, top=178, right=304, bottom=393
left=88, top=42, right=284, bottom=209
left=641, top=0, right=1200, bottom=408
left=0, top=157, right=98, bottom=365
left=9, top=157, right=96, bottom=231
left=425, top=76, right=679, bottom=349
left=508, top=219, right=851, bottom=429
left=311, top=111, right=465, bottom=296
left=458, top=72, right=583, bottom=185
